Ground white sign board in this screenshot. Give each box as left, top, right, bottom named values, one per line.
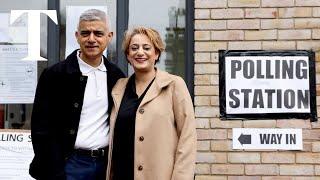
left=65, top=6, right=108, bottom=58
left=0, top=45, right=37, bottom=103
left=225, top=56, right=310, bottom=114
left=0, top=130, right=34, bottom=180
left=233, top=128, right=302, bottom=150
left=0, top=12, right=28, bottom=44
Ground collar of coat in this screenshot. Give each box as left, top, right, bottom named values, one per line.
left=112, top=68, right=174, bottom=107
left=65, top=49, right=115, bottom=75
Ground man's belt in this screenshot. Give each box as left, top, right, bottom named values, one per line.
left=74, top=147, right=108, bottom=158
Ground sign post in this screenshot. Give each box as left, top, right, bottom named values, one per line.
left=233, top=128, right=303, bottom=150
left=219, top=50, right=317, bottom=121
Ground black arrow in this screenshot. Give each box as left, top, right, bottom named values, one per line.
left=238, top=134, right=251, bottom=145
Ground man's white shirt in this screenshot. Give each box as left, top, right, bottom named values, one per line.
left=74, top=51, right=109, bottom=150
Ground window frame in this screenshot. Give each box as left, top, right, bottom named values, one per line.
left=48, top=0, right=194, bottom=99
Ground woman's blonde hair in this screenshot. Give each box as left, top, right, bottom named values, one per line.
left=122, top=26, right=165, bottom=62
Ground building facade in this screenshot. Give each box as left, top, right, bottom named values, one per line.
left=1, top=0, right=320, bottom=179
left=195, top=0, right=320, bottom=179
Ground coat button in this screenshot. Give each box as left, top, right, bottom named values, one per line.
left=139, top=136, right=144, bottom=141
left=138, top=165, right=143, bottom=171
left=139, top=108, right=144, bottom=114
left=69, top=129, right=75, bottom=135
left=80, top=77, right=84, bottom=81
left=74, top=103, right=79, bottom=108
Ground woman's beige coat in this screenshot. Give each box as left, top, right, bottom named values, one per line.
left=106, top=69, right=197, bottom=180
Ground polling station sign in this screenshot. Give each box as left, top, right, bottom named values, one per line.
left=219, top=50, right=317, bottom=121
left=233, top=128, right=303, bottom=150
left=0, top=130, right=34, bottom=179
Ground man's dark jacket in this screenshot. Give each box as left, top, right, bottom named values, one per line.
left=29, top=50, right=125, bottom=179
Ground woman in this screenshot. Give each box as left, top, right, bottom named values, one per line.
left=106, top=27, right=196, bottom=180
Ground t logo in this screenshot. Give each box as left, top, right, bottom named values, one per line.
left=10, top=10, right=58, bottom=61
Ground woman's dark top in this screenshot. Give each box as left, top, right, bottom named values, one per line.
left=112, top=75, right=155, bottom=180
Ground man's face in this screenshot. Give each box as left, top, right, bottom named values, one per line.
left=75, top=20, right=113, bottom=65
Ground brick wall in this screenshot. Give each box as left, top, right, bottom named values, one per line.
left=194, top=0, right=320, bottom=179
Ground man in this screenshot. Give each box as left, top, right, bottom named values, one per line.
left=29, top=9, right=125, bottom=180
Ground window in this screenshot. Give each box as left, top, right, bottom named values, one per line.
left=0, top=0, right=194, bottom=130
left=0, top=0, right=48, bottom=129
left=59, top=0, right=117, bottom=62
left=127, top=0, right=186, bottom=78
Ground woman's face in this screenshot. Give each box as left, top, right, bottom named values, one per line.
left=127, top=34, right=159, bottom=72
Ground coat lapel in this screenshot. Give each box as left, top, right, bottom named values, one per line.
left=112, top=69, right=174, bottom=109
left=111, top=78, right=129, bottom=111
left=139, top=69, right=173, bottom=107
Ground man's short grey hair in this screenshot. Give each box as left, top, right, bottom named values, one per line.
left=77, top=9, right=111, bottom=30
